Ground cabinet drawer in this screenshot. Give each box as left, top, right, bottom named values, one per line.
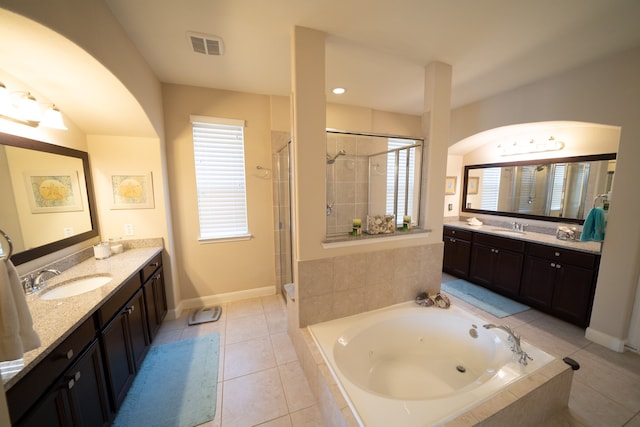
left=443, top=227, right=472, bottom=241
left=140, top=253, right=162, bottom=283
left=474, top=232, right=525, bottom=252
left=7, top=316, right=96, bottom=424
left=96, top=274, right=142, bottom=328
left=526, top=243, right=597, bottom=269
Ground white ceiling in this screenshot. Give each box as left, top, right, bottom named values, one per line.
left=105, top=0, right=640, bottom=115
left=1, top=1, right=640, bottom=138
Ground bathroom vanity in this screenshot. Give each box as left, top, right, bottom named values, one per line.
left=443, top=223, right=601, bottom=327
left=4, top=247, right=166, bottom=426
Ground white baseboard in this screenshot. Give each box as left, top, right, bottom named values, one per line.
left=169, top=285, right=277, bottom=319
left=585, top=327, right=626, bottom=352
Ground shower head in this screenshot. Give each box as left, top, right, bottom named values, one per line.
left=326, top=149, right=346, bottom=164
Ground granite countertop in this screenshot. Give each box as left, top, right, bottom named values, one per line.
left=444, top=220, right=602, bottom=254
left=3, top=246, right=162, bottom=389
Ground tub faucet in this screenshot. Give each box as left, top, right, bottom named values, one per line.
left=483, top=324, right=532, bottom=366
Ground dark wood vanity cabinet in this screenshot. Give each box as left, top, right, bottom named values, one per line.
left=9, top=321, right=111, bottom=427
left=442, top=225, right=600, bottom=327
left=8, top=251, right=167, bottom=426
left=469, top=233, right=525, bottom=298
left=100, top=285, right=150, bottom=410
left=521, top=243, right=599, bottom=327
left=443, top=227, right=472, bottom=278
left=142, top=254, right=167, bottom=341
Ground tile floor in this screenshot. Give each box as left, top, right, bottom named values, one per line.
left=152, top=275, right=640, bottom=427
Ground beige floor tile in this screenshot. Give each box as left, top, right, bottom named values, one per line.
left=278, top=360, right=316, bottom=413
left=262, top=294, right=287, bottom=313
left=266, top=309, right=288, bottom=334
left=223, top=335, right=277, bottom=380
left=225, top=313, right=270, bottom=344
left=271, top=332, right=298, bottom=366
left=255, top=415, right=293, bottom=426
left=221, top=368, right=289, bottom=427
left=568, top=380, right=634, bottom=427
left=625, top=412, right=640, bottom=427
left=572, top=345, right=640, bottom=413
left=226, top=297, right=265, bottom=319
left=289, top=405, right=325, bottom=427
left=181, top=319, right=225, bottom=341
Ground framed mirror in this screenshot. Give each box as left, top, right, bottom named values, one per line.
left=462, top=153, right=616, bottom=224
left=0, top=132, right=99, bottom=265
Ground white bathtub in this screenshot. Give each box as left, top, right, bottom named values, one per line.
left=309, top=302, right=554, bottom=426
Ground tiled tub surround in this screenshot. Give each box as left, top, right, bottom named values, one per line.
left=296, top=242, right=443, bottom=327
left=288, top=299, right=573, bottom=427
left=3, top=243, right=163, bottom=388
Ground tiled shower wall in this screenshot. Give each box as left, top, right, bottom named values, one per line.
left=326, top=133, right=388, bottom=235
left=296, top=241, right=444, bottom=327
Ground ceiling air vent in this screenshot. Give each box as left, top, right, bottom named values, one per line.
left=187, top=32, right=224, bottom=56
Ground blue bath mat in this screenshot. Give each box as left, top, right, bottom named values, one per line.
left=441, top=279, right=529, bottom=318
left=113, top=333, right=220, bottom=427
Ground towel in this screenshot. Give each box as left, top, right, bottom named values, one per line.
left=580, top=207, right=606, bottom=242
left=0, top=259, right=40, bottom=361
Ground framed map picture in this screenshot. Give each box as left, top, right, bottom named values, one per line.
left=24, top=171, right=83, bottom=213
left=110, top=172, right=154, bottom=209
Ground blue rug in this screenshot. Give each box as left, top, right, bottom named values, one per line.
left=441, top=279, right=529, bottom=318
left=113, top=333, right=220, bottom=427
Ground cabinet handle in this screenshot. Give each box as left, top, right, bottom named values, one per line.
left=153, top=273, right=161, bottom=280
left=66, top=349, right=74, bottom=360
left=126, top=305, right=135, bottom=315
left=556, top=264, right=562, bottom=269
left=452, top=230, right=456, bottom=234
left=451, top=238, right=456, bottom=243
left=555, top=252, right=560, bottom=257
left=74, top=371, right=81, bottom=382
left=551, top=263, right=556, bottom=267
left=67, top=378, right=75, bottom=389
left=150, top=262, right=160, bottom=267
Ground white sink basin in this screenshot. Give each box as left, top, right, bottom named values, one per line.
left=40, top=275, right=112, bottom=300
left=490, top=228, right=527, bottom=236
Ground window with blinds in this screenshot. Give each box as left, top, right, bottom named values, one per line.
left=385, top=138, right=417, bottom=225
left=480, top=168, right=501, bottom=210
left=190, top=115, right=250, bottom=241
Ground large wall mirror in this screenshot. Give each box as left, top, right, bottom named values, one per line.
left=326, top=130, right=423, bottom=236
left=0, top=132, right=98, bottom=265
left=462, top=153, right=616, bottom=224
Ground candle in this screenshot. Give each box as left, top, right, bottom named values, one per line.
left=352, top=218, right=362, bottom=236
left=353, top=218, right=361, bottom=226
left=403, top=215, right=411, bottom=231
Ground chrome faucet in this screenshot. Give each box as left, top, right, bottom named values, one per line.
left=511, top=222, right=527, bottom=233
left=22, top=269, right=61, bottom=294
left=483, top=324, right=532, bottom=366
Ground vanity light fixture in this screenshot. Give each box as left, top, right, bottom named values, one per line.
left=498, top=136, right=564, bottom=156
left=0, top=82, right=68, bottom=130
left=332, top=87, right=346, bottom=95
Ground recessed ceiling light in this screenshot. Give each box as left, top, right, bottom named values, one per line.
left=332, top=87, right=346, bottom=95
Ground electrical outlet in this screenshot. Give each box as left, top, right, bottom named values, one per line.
left=63, top=227, right=74, bottom=237
left=124, top=224, right=134, bottom=236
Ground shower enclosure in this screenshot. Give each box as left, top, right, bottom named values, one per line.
left=274, top=141, right=293, bottom=298
left=325, top=131, right=423, bottom=236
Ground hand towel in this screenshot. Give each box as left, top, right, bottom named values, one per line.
left=0, top=259, right=41, bottom=361
left=580, top=207, right=606, bottom=242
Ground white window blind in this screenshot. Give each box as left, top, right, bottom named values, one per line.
left=191, top=115, right=249, bottom=241
left=386, top=138, right=416, bottom=224
left=550, top=164, right=566, bottom=211
left=480, top=168, right=501, bottom=210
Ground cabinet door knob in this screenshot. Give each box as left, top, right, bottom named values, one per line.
left=67, top=378, right=75, bottom=389
left=66, top=349, right=74, bottom=360
left=126, top=305, right=135, bottom=315
left=556, top=264, right=562, bottom=269
left=452, top=230, right=456, bottom=234
left=153, top=273, right=161, bottom=280
left=74, top=371, right=81, bottom=382
left=551, top=263, right=556, bottom=267
left=555, top=252, right=560, bottom=257
left=151, top=262, right=160, bottom=267
left=494, top=249, right=499, bottom=254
